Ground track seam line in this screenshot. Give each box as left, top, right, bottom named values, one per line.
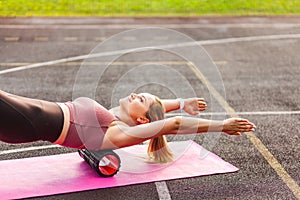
left=187, top=62, right=300, bottom=199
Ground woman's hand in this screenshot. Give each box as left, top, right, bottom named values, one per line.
left=183, top=98, right=207, bottom=115
left=222, top=118, right=256, bottom=136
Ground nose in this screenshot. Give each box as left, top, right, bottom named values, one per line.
left=130, top=93, right=137, bottom=100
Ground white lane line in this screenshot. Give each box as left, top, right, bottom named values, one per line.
left=0, top=144, right=61, bottom=155
left=155, top=181, right=172, bottom=200
left=198, top=34, right=300, bottom=45
left=1, top=33, right=300, bottom=76
left=166, top=110, right=300, bottom=117
left=2, top=23, right=300, bottom=29
left=0, top=54, right=88, bottom=75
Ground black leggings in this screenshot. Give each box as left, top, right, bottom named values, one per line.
left=0, top=90, right=64, bottom=143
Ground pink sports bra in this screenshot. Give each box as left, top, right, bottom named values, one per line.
left=54, top=97, right=116, bottom=150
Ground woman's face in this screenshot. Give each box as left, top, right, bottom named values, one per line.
left=120, top=92, right=156, bottom=123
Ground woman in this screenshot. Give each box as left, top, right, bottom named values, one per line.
left=0, top=90, right=255, bottom=163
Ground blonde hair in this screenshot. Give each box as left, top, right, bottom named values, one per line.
left=145, top=97, right=173, bottom=163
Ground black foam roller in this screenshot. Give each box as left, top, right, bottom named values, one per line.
left=78, top=149, right=121, bottom=177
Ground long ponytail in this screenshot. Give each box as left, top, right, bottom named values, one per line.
left=146, top=97, right=173, bottom=163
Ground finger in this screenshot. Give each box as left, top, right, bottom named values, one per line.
left=230, top=131, right=241, bottom=136
left=238, top=124, right=253, bottom=130
left=198, top=104, right=206, bottom=108
left=238, top=121, right=254, bottom=128
left=238, top=126, right=254, bottom=132
left=238, top=122, right=252, bottom=126
left=198, top=100, right=206, bottom=103
left=236, top=132, right=242, bottom=136
left=198, top=103, right=206, bottom=108
left=238, top=119, right=255, bottom=129
left=199, top=105, right=206, bottom=109
left=198, top=103, right=205, bottom=107
left=241, top=122, right=255, bottom=130
left=236, top=118, right=249, bottom=123
left=199, top=103, right=206, bottom=106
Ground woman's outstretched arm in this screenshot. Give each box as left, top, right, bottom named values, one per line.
left=101, top=116, right=255, bottom=149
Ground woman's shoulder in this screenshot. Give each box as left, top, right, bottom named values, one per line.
left=71, top=97, right=108, bottom=111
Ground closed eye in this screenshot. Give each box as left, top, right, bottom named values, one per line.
left=140, top=95, right=146, bottom=103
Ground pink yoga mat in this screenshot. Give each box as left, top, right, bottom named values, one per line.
left=0, top=140, right=238, bottom=199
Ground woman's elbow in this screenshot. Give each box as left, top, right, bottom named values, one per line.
left=169, top=116, right=182, bottom=134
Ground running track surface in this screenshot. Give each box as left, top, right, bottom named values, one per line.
left=0, top=17, right=299, bottom=200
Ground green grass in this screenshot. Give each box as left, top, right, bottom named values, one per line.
left=1, top=0, right=300, bottom=16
